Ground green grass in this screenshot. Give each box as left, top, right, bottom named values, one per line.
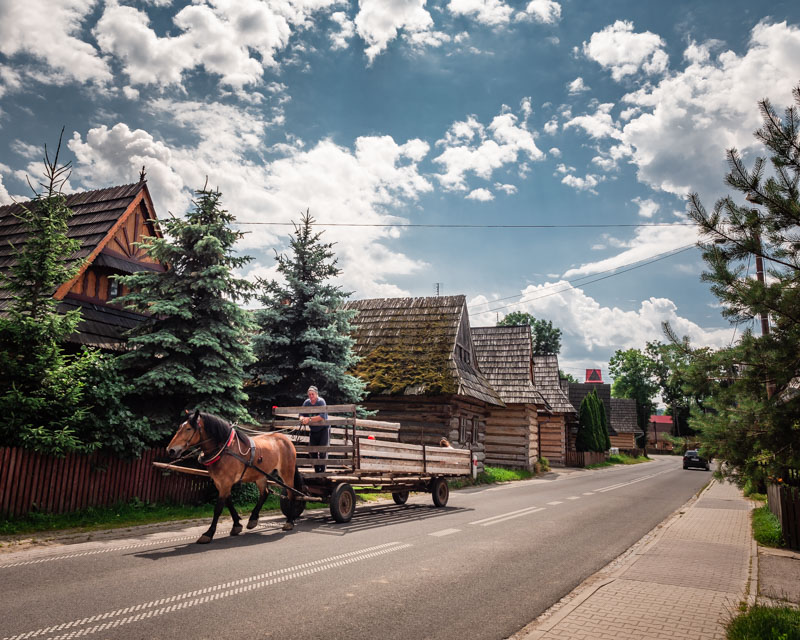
left=0, top=465, right=537, bottom=540
left=727, top=605, right=800, bottom=640
left=752, top=505, right=785, bottom=548
left=585, top=453, right=651, bottom=469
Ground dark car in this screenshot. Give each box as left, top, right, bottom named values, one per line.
left=683, top=450, right=710, bottom=470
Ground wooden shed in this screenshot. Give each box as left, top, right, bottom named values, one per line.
left=609, top=398, right=643, bottom=449
left=345, top=295, right=504, bottom=471
left=471, top=325, right=546, bottom=471
left=0, top=181, right=164, bottom=350
left=531, top=355, right=576, bottom=467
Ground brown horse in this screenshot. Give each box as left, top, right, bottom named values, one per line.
left=167, top=410, right=303, bottom=544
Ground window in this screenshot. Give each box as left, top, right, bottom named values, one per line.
left=459, top=416, right=467, bottom=443
left=108, top=279, right=119, bottom=299
left=472, top=417, right=479, bottom=443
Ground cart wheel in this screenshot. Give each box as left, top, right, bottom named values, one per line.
left=431, top=477, right=449, bottom=507
left=392, top=491, right=409, bottom=505
left=330, top=483, right=356, bottom=523
left=279, top=489, right=306, bottom=520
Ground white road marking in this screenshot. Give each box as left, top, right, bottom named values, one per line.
left=3, top=542, right=410, bottom=640
left=429, top=528, right=461, bottom=537
left=469, top=505, right=545, bottom=526
left=583, top=492, right=595, bottom=495
left=596, top=467, right=676, bottom=493
left=567, top=496, right=580, bottom=500
left=547, top=501, right=563, bottom=505
left=479, top=508, right=545, bottom=526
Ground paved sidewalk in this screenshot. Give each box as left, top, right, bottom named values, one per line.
left=516, top=479, right=754, bottom=640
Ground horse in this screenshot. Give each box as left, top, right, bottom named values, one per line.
left=167, top=410, right=304, bottom=544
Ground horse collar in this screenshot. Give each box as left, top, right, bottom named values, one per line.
left=199, top=429, right=236, bottom=466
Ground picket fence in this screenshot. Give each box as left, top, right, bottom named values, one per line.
left=0, top=447, right=210, bottom=518
left=564, top=450, right=608, bottom=467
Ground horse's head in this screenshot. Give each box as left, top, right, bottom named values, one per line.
left=167, top=409, right=203, bottom=458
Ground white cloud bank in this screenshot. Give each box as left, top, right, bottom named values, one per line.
left=583, top=20, right=668, bottom=81
left=447, top=0, right=561, bottom=26
left=355, top=0, right=448, bottom=63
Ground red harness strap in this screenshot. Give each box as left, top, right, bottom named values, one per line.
left=200, top=429, right=236, bottom=466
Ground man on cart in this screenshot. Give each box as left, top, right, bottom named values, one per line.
left=299, top=385, right=329, bottom=473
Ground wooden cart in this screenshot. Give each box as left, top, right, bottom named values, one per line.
left=270, top=404, right=472, bottom=523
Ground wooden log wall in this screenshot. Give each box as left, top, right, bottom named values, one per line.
left=538, top=414, right=567, bottom=467
left=362, top=394, right=488, bottom=472
left=0, top=448, right=209, bottom=518
left=484, top=403, right=538, bottom=470
left=609, top=433, right=636, bottom=449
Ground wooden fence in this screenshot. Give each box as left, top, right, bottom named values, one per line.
left=0, top=447, right=210, bottom=518
left=767, top=471, right=800, bottom=551
left=564, top=450, right=608, bottom=468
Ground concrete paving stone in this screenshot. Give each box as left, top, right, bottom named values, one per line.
left=622, top=538, right=749, bottom=593
left=661, top=506, right=751, bottom=547
left=696, top=497, right=751, bottom=510
left=758, top=553, right=800, bottom=604
left=536, top=579, right=733, bottom=640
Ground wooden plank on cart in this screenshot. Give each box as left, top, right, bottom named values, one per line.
left=273, top=404, right=357, bottom=416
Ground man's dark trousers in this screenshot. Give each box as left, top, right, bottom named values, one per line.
left=309, top=428, right=330, bottom=473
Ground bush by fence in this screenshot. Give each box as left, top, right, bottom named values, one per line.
left=0, top=447, right=209, bottom=518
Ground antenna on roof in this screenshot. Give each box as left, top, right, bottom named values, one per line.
left=434, top=283, right=441, bottom=297
left=139, top=165, right=147, bottom=182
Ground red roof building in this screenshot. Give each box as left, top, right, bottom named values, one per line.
left=648, top=415, right=674, bottom=450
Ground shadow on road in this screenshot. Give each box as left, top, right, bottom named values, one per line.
left=304, top=503, right=471, bottom=536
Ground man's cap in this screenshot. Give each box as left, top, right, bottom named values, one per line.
left=308, top=385, right=319, bottom=393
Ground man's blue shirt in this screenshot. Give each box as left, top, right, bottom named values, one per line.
left=302, top=396, right=329, bottom=433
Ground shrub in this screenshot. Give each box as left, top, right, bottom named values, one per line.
left=752, top=505, right=784, bottom=548
left=726, top=605, right=800, bottom=640
left=539, top=456, right=550, bottom=472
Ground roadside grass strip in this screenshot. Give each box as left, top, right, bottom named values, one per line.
left=469, top=505, right=546, bottom=526
left=2, top=541, right=411, bottom=640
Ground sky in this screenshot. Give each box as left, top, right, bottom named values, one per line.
left=1, top=0, right=800, bottom=382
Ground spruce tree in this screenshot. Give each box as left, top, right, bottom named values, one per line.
left=249, top=212, right=365, bottom=414
left=0, top=136, right=101, bottom=455
left=115, top=185, right=255, bottom=429
left=576, top=390, right=610, bottom=453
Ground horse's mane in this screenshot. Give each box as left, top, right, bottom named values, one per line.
left=200, top=412, right=232, bottom=444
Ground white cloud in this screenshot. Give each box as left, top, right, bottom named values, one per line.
left=516, top=0, right=561, bottom=24
left=563, top=102, right=622, bottom=140
left=466, top=187, right=494, bottom=201
left=0, top=0, right=111, bottom=86
left=494, top=182, right=517, bottom=195
left=567, top=77, right=589, bottom=94
left=94, top=0, right=341, bottom=89
left=0, top=173, right=11, bottom=205
left=0, top=64, right=23, bottom=98
left=66, top=102, right=434, bottom=298
left=583, top=20, right=668, bottom=81
left=560, top=173, right=600, bottom=193
left=615, top=21, right=800, bottom=198
left=632, top=196, right=659, bottom=218
left=448, top=0, right=513, bottom=27
left=555, top=163, right=575, bottom=174
left=330, top=11, right=355, bottom=49
left=355, top=0, right=438, bottom=63
left=548, top=147, right=561, bottom=157
left=469, top=285, right=730, bottom=373
left=562, top=223, right=698, bottom=278
left=543, top=116, right=559, bottom=135
left=434, top=103, right=544, bottom=191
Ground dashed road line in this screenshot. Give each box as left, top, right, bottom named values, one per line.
left=480, top=507, right=545, bottom=526
left=469, top=505, right=546, bottom=526
left=595, top=467, right=676, bottom=493
left=567, top=496, right=580, bottom=500
left=583, top=492, right=595, bottom=495
left=3, top=541, right=410, bottom=640
left=547, top=501, right=563, bottom=505
left=429, top=528, right=461, bottom=537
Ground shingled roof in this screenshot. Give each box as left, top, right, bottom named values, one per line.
left=0, top=182, right=153, bottom=311
left=471, top=325, right=545, bottom=405
left=610, top=398, right=643, bottom=434
left=532, top=354, right=576, bottom=414
left=568, top=382, right=613, bottom=428
left=345, top=296, right=503, bottom=406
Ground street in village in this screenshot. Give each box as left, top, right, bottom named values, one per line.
left=0, top=456, right=709, bottom=640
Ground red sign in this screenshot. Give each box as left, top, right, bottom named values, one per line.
left=585, top=369, right=603, bottom=383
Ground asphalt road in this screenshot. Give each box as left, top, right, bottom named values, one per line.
left=0, top=455, right=711, bottom=640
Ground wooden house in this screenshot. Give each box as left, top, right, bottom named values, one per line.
left=344, top=295, right=504, bottom=471
left=471, top=325, right=546, bottom=471
left=0, top=181, right=164, bottom=350
left=609, top=398, right=643, bottom=449
left=648, top=415, right=675, bottom=451
left=531, top=354, right=576, bottom=466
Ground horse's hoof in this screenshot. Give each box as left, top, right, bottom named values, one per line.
left=282, top=522, right=294, bottom=531
left=196, top=535, right=212, bottom=544
left=230, top=525, right=243, bottom=536
left=246, top=519, right=258, bottom=530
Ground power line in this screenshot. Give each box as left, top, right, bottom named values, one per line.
left=233, top=221, right=695, bottom=229
left=471, top=245, right=696, bottom=316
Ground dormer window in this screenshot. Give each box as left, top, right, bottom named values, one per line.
left=456, top=344, right=471, bottom=365
left=109, top=279, right=119, bottom=299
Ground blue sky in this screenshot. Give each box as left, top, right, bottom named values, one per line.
left=1, top=0, right=799, bottom=381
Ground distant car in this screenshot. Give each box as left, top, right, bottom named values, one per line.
left=683, top=450, right=710, bottom=470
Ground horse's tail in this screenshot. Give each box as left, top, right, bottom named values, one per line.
left=293, top=466, right=306, bottom=494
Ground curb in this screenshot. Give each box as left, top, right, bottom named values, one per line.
left=510, top=477, right=723, bottom=639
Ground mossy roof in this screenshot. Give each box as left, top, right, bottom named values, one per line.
left=471, top=325, right=545, bottom=405
left=345, top=295, right=503, bottom=406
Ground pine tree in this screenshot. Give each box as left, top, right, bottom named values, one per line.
left=249, top=212, right=365, bottom=414
left=115, top=185, right=255, bottom=429
left=576, top=389, right=608, bottom=452
left=680, top=85, right=800, bottom=482
left=0, top=135, right=100, bottom=454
